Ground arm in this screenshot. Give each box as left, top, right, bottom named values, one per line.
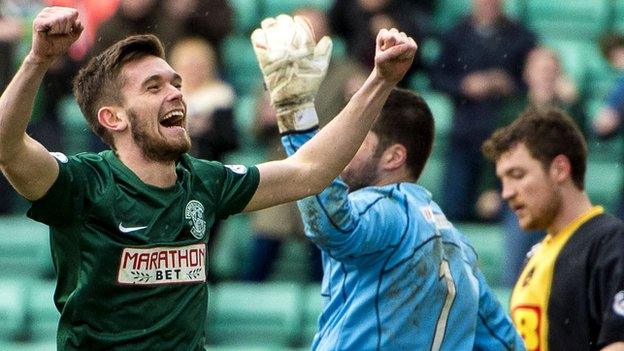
left=473, top=269, right=525, bottom=351
left=244, top=18, right=416, bottom=211
left=0, top=7, right=83, bottom=201
left=603, top=343, right=624, bottom=351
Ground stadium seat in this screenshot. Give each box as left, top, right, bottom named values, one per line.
left=585, top=159, right=622, bottom=212
left=418, top=156, right=444, bottom=201
left=262, top=0, right=333, bottom=18
left=455, top=223, right=504, bottom=286
left=300, top=283, right=322, bottom=346
left=0, top=279, right=27, bottom=341
left=229, top=0, right=262, bottom=35
left=58, top=96, right=91, bottom=155
left=206, top=282, right=302, bottom=347
left=0, top=216, right=52, bottom=278
left=433, top=0, right=522, bottom=31
left=525, top=0, right=610, bottom=41
left=612, top=1, right=624, bottom=33
left=221, top=35, right=263, bottom=96
left=0, top=341, right=56, bottom=351
left=211, top=213, right=254, bottom=280
left=25, top=280, right=59, bottom=342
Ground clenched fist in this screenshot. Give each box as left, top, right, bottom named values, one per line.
left=29, top=7, right=83, bottom=64
left=373, top=28, right=417, bottom=85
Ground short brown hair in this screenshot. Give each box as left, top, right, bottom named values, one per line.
left=73, top=34, right=165, bottom=148
left=482, top=107, right=587, bottom=189
left=372, top=88, right=434, bottom=180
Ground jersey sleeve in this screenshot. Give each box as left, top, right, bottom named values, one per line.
left=214, top=164, right=260, bottom=219
left=281, top=131, right=407, bottom=262
left=473, top=269, right=526, bottom=351
left=591, top=228, right=624, bottom=347
left=27, top=152, right=106, bottom=227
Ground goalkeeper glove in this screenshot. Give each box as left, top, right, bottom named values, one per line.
left=251, top=14, right=332, bottom=133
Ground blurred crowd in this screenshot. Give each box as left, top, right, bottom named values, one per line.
left=1, top=0, right=624, bottom=286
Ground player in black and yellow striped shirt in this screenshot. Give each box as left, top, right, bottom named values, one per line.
left=483, top=108, right=624, bottom=351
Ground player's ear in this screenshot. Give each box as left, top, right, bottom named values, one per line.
left=550, top=154, right=571, bottom=183
left=381, top=143, right=407, bottom=171
left=97, top=106, right=128, bottom=132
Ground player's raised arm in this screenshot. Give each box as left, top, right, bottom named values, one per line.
left=0, top=7, right=83, bottom=201
left=243, top=15, right=416, bottom=212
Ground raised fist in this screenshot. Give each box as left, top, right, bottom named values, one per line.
left=373, top=28, right=417, bottom=85
left=30, top=7, right=83, bottom=64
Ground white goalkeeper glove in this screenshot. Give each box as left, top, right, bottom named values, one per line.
left=251, top=14, right=332, bottom=134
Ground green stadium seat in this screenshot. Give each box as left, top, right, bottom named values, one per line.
left=525, top=0, right=610, bottom=41
left=0, top=341, right=56, bottom=351
left=433, top=0, right=522, bottom=31
left=455, top=223, right=504, bottom=286
left=58, top=97, right=90, bottom=155
left=206, top=282, right=302, bottom=347
left=612, top=1, right=624, bottom=33
left=0, top=280, right=27, bottom=341
left=229, top=0, right=262, bottom=35
left=211, top=214, right=254, bottom=280
left=585, top=159, right=622, bottom=212
left=221, top=35, right=263, bottom=96
left=270, top=241, right=315, bottom=283
left=300, top=283, right=322, bottom=346
left=263, top=0, right=333, bottom=18
left=0, top=216, right=52, bottom=278
left=26, top=280, right=59, bottom=342
left=418, top=156, right=445, bottom=200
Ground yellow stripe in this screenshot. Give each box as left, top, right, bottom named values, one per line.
left=510, top=206, right=603, bottom=351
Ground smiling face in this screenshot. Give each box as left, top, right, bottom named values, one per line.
left=119, top=55, right=190, bottom=162
left=496, top=142, right=562, bottom=231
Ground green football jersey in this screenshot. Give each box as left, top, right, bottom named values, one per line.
left=27, top=150, right=260, bottom=350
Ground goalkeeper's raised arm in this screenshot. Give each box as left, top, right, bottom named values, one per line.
left=243, top=14, right=416, bottom=212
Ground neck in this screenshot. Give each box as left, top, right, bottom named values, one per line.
left=547, top=187, right=593, bottom=234
left=117, top=147, right=178, bottom=188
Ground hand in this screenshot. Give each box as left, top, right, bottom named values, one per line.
left=461, top=72, right=490, bottom=99
left=251, top=14, right=332, bottom=133
left=29, top=7, right=83, bottom=64
left=373, top=28, right=417, bottom=85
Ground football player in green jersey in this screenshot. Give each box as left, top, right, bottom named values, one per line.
left=0, top=6, right=417, bottom=350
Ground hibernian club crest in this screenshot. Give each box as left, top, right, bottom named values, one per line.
left=185, top=200, right=206, bottom=239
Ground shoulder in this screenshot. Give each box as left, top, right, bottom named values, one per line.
left=577, top=213, right=624, bottom=258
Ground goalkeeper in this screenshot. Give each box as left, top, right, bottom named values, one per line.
left=0, top=7, right=415, bottom=351
left=253, top=15, right=525, bottom=351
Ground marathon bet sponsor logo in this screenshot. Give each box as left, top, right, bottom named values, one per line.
left=185, top=200, right=206, bottom=239
left=117, top=243, right=206, bottom=285
left=225, top=164, right=247, bottom=174
left=613, top=290, right=624, bottom=317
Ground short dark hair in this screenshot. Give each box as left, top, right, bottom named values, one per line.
left=482, top=107, right=587, bottom=189
left=372, top=88, right=434, bottom=180
left=599, top=33, right=624, bottom=60
left=73, top=34, right=165, bottom=149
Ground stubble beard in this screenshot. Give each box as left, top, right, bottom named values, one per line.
left=128, top=108, right=191, bottom=163
left=522, top=187, right=563, bottom=231
left=341, top=156, right=381, bottom=192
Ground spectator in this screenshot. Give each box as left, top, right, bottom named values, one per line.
left=155, top=0, right=232, bottom=57
left=0, top=6, right=23, bottom=214
left=593, top=33, right=624, bottom=220
left=432, top=0, right=536, bottom=221
left=329, top=0, right=428, bottom=84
